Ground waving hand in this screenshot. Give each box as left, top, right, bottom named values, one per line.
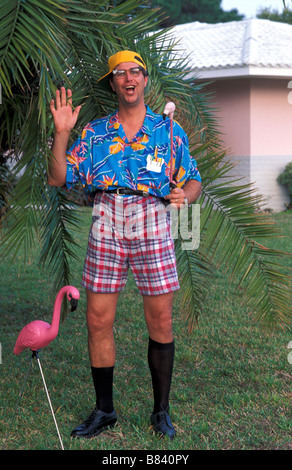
left=50, top=87, right=81, bottom=134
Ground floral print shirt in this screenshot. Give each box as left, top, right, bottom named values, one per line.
left=66, top=105, right=201, bottom=199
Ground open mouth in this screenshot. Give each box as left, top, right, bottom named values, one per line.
left=125, top=85, right=135, bottom=94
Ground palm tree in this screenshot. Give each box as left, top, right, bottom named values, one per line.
left=1, top=0, right=291, bottom=330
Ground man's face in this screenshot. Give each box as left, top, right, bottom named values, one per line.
left=109, top=61, right=148, bottom=107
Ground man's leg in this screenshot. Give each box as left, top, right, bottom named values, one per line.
left=86, top=290, right=119, bottom=367
left=143, top=292, right=176, bottom=439
left=71, top=290, right=119, bottom=439
left=143, top=292, right=174, bottom=343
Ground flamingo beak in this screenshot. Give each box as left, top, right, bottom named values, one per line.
left=69, top=294, right=78, bottom=312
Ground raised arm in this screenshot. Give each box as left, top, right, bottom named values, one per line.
left=48, top=87, right=81, bottom=187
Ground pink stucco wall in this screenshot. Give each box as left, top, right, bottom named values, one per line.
left=207, top=77, right=292, bottom=158
left=207, top=78, right=251, bottom=156
left=250, top=79, right=292, bottom=156
left=205, top=77, right=292, bottom=211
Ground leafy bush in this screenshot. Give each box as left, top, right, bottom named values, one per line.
left=277, top=162, right=292, bottom=208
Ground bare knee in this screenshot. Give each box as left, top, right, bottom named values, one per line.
left=86, top=291, right=118, bottom=336
left=143, top=293, right=174, bottom=342
left=147, top=310, right=173, bottom=336
left=87, top=307, right=112, bottom=336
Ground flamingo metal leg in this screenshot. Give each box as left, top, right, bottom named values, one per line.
left=33, top=351, right=64, bottom=450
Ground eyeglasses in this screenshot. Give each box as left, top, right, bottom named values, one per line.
left=112, top=67, right=143, bottom=79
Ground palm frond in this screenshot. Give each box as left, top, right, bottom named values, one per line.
left=38, top=185, right=82, bottom=292
left=175, top=240, right=215, bottom=332
left=0, top=0, right=67, bottom=96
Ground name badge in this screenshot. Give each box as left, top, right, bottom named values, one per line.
left=146, top=147, right=164, bottom=173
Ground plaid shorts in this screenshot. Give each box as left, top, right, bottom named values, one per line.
left=82, top=192, right=179, bottom=295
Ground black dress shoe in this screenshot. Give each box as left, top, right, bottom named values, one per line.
left=71, top=408, right=117, bottom=439
left=151, top=410, right=176, bottom=439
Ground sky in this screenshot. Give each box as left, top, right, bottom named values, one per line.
left=221, top=0, right=286, bottom=18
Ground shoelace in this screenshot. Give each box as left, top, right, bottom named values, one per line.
left=155, top=410, right=173, bottom=429
left=83, top=408, right=99, bottom=426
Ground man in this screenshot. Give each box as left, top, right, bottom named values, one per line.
left=48, top=50, right=201, bottom=440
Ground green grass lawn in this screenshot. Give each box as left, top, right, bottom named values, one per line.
left=0, top=209, right=291, bottom=450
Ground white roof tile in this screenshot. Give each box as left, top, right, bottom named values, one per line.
left=170, top=19, right=292, bottom=78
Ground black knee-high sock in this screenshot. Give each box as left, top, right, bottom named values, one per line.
left=147, top=337, right=175, bottom=414
left=91, top=366, right=114, bottom=413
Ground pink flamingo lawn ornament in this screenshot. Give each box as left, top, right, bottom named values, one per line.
left=14, top=285, right=80, bottom=355
left=13, top=285, right=80, bottom=450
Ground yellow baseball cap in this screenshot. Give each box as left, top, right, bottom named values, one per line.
left=98, top=50, right=147, bottom=87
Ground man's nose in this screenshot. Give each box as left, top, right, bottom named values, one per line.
left=124, top=70, right=133, bottom=79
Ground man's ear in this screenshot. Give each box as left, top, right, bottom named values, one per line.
left=109, top=78, right=115, bottom=93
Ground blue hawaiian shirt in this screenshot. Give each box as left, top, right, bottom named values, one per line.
left=66, top=105, right=201, bottom=199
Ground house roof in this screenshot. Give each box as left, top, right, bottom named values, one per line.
left=170, top=19, right=292, bottom=79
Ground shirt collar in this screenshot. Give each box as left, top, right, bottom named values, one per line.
left=107, top=105, right=156, bottom=137
left=141, top=105, right=156, bottom=136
